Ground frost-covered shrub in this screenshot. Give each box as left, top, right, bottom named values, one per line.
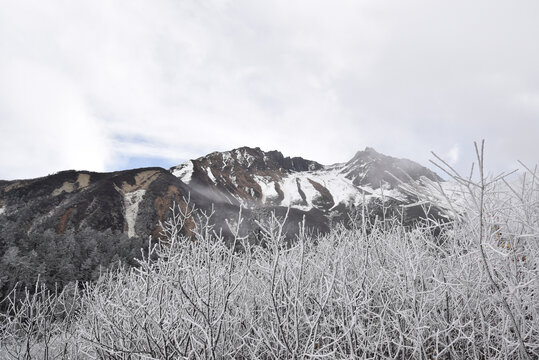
left=1, top=145, right=539, bottom=359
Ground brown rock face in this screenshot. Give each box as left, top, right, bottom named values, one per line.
left=172, top=147, right=324, bottom=207
left=57, top=207, right=75, bottom=234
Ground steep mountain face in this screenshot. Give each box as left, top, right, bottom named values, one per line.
left=170, top=146, right=443, bottom=215
left=0, top=146, right=447, bottom=297
left=0, top=147, right=446, bottom=242
left=342, top=147, right=442, bottom=188
left=170, top=147, right=324, bottom=207
left=0, top=147, right=446, bottom=241
left=0, top=168, right=184, bottom=238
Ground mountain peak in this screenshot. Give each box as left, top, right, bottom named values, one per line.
left=175, top=147, right=323, bottom=174
left=364, top=146, right=378, bottom=153
left=343, top=147, right=442, bottom=188
left=168, top=146, right=443, bottom=213
left=346, top=147, right=380, bottom=167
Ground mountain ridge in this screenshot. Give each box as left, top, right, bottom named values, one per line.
left=169, top=146, right=442, bottom=211
left=0, top=146, right=446, bottom=239
left=0, top=146, right=450, bottom=297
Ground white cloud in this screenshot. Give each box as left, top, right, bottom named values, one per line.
left=1, top=0, right=538, bottom=179
left=0, top=57, right=111, bottom=179
left=446, top=145, right=460, bottom=166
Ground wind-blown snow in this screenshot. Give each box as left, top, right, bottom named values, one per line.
left=172, top=161, right=194, bottom=184
left=124, top=189, right=146, bottom=238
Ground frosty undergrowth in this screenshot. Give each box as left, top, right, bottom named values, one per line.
left=1, top=147, right=539, bottom=359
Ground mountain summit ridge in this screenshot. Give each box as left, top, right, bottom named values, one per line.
left=0, top=146, right=446, bottom=247
left=170, top=146, right=442, bottom=212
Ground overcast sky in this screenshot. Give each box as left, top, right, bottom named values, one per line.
left=1, top=0, right=538, bottom=180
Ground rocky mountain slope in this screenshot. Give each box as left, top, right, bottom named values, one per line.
left=0, top=146, right=447, bottom=297
left=0, top=146, right=447, bottom=241
left=171, top=146, right=442, bottom=213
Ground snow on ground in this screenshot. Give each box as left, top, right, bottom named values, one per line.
left=233, top=149, right=255, bottom=168
left=279, top=175, right=309, bottom=210
left=173, top=159, right=428, bottom=212
left=253, top=175, right=279, bottom=204
left=222, top=152, right=232, bottom=168
left=277, top=167, right=396, bottom=210
left=309, top=168, right=367, bottom=208
left=251, top=165, right=408, bottom=211
left=206, top=167, right=217, bottom=184
left=296, top=176, right=319, bottom=208
left=124, top=190, right=146, bottom=238
left=172, top=161, right=194, bottom=184
left=0, top=206, right=5, bottom=215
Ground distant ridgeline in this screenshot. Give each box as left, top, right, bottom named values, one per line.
left=0, top=147, right=448, bottom=298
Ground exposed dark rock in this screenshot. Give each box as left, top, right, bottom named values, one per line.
left=342, top=147, right=443, bottom=188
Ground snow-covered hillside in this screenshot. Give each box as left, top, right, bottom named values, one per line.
left=170, top=146, right=442, bottom=213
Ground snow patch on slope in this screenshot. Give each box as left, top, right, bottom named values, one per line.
left=276, top=169, right=370, bottom=210
left=233, top=149, right=255, bottom=168
left=222, top=152, right=232, bottom=167
left=0, top=206, right=5, bottom=215
left=260, top=165, right=409, bottom=211
left=309, top=169, right=364, bottom=208
left=124, top=190, right=146, bottom=238
left=362, top=185, right=406, bottom=202
left=277, top=174, right=326, bottom=210
left=206, top=167, right=217, bottom=183
left=172, top=161, right=194, bottom=184
left=253, top=175, right=279, bottom=203
left=279, top=175, right=308, bottom=209
left=297, top=177, right=319, bottom=208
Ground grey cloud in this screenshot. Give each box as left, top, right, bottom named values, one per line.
left=0, top=0, right=537, bottom=179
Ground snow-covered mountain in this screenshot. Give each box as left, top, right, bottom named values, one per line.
left=170, top=146, right=442, bottom=214
left=0, top=146, right=451, bottom=297
left=0, top=146, right=449, bottom=259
